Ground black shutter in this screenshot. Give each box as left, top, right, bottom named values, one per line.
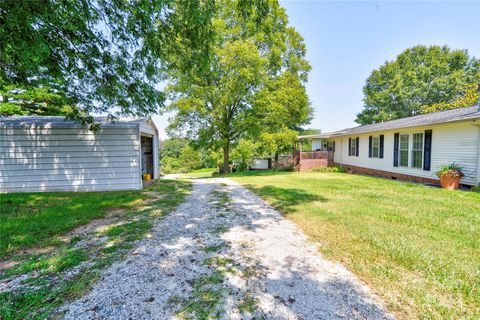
left=355, top=137, right=359, bottom=157
left=368, top=136, right=373, bottom=158
left=348, top=138, right=352, bottom=156
left=379, top=135, right=384, bottom=158
left=333, top=141, right=335, bottom=152
left=423, top=130, right=432, bottom=171
left=393, top=133, right=399, bottom=167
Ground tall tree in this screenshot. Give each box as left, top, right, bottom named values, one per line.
left=420, top=83, right=479, bottom=114
left=254, top=70, right=312, bottom=160
left=356, top=45, right=480, bottom=125
left=167, top=0, right=311, bottom=173
left=0, top=0, right=217, bottom=124
left=0, top=85, right=72, bottom=116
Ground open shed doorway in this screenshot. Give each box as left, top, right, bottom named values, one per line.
left=141, top=135, right=154, bottom=177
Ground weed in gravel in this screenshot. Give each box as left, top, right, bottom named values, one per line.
left=69, top=236, right=83, bottom=245
left=167, top=294, right=183, bottom=306
left=211, top=224, right=229, bottom=235
left=203, top=256, right=234, bottom=269
left=177, top=287, right=224, bottom=320
left=176, top=271, right=225, bottom=319
left=241, top=266, right=259, bottom=279
left=237, top=294, right=258, bottom=314
left=203, top=245, right=223, bottom=253
left=210, top=190, right=230, bottom=207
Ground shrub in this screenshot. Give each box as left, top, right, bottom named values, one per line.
left=435, top=163, right=464, bottom=178
left=231, top=139, right=258, bottom=171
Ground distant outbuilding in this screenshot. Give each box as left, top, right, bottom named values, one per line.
left=0, top=116, right=159, bottom=192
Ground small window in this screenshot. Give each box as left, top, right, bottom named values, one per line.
left=350, top=138, right=357, bottom=156
left=412, top=133, right=424, bottom=168
left=372, top=136, right=380, bottom=158
left=399, top=134, right=409, bottom=167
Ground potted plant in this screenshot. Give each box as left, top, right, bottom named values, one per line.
left=436, top=163, right=464, bottom=190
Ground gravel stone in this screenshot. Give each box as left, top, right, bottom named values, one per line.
left=61, top=178, right=394, bottom=320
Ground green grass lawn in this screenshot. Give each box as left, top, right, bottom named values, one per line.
left=0, top=180, right=191, bottom=319
left=230, top=171, right=480, bottom=320
left=179, top=168, right=216, bottom=179
left=1, top=190, right=149, bottom=259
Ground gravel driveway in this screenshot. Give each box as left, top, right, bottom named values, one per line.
left=62, top=178, right=394, bottom=320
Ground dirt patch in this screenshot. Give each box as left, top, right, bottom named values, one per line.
left=0, top=246, right=57, bottom=273
left=0, top=260, right=20, bottom=272
left=105, top=207, right=128, bottom=218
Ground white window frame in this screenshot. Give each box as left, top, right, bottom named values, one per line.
left=411, top=132, right=424, bottom=169
left=350, top=138, right=357, bottom=156
left=399, top=134, right=409, bottom=167
left=372, top=136, right=380, bottom=158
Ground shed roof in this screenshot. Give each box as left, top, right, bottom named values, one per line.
left=299, top=105, right=480, bottom=139
left=0, top=116, right=150, bottom=129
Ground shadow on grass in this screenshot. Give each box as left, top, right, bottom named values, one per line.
left=244, top=184, right=326, bottom=212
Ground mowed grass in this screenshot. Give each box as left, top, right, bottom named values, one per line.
left=0, top=180, right=191, bottom=319
left=0, top=190, right=148, bottom=259
left=230, top=171, right=480, bottom=320
left=180, top=168, right=216, bottom=179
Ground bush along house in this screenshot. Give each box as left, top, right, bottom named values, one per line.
left=298, top=105, right=480, bottom=187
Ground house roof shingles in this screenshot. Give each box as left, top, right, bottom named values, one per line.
left=299, top=105, right=480, bottom=139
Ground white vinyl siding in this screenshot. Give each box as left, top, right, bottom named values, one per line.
left=372, top=136, right=380, bottom=158
left=412, top=133, right=424, bottom=168
left=332, top=121, right=480, bottom=186
left=0, top=127, right=142, bottom=192
left=399, top=134, right=409, bottom=167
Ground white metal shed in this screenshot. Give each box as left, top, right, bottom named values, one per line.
left=0, top=116, right=159, bottom=192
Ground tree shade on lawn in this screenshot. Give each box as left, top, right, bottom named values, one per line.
left=230, top=171, right=480, bottom=319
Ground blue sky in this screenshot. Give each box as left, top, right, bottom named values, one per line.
left=153, top=0, right=480, bottom=138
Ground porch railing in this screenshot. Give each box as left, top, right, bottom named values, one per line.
left=300, top=151, right=334, bottom=161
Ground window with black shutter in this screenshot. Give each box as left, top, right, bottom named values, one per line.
left=393, top=133, right=399, bottom=167
left=368, top=136, right=373, bottom=158
left=423, top=130, right=432, bottom=171
left=379, top=135, right=384, bottom=158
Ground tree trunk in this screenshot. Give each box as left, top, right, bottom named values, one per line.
left=223, top=143, right=230, bottom=174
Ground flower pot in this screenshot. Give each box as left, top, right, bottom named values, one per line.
left=439, top=175, right=461, bottom=190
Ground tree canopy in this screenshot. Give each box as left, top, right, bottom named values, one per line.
left=420, top=83, right=479, bottom=114
left=0, top=0, right=222, bottom=124
left=0, top=85, right=73, bottom=116
left=356, top=45, right=480, bottom=125
left=166, top=0, right=312, bottom=173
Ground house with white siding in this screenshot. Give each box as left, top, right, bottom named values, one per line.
left=299, top=105, right=480, bottom=186
left=0, top=116, right=159, bottom=192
